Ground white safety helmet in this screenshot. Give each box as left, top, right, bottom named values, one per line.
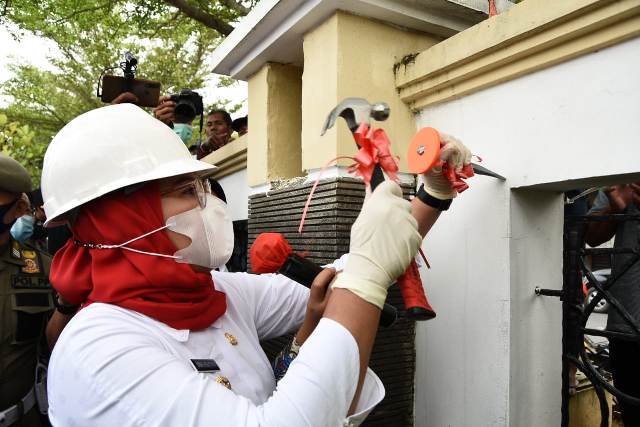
left=41, top=104, right=215, bottom=226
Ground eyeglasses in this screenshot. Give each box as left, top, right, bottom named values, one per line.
left=159, top=177, right=212, bottom=209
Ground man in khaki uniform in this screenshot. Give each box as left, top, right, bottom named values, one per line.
left=0, top=153, right=53, bottom=426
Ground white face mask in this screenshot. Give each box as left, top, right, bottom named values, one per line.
left=167, top=194, right=234, bottom=269
left=77, top=193, right=234, bottom=270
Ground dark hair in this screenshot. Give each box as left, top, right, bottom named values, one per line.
left=28, top=188, right=43, bottom=207
left=232, top=116, right=248, bottom=133
left=207, top=109, right=232, bottom=127
left=208, top=178, right=227, bottom=203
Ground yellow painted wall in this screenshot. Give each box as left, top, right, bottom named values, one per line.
left=248, top=63, right=303, bottom=186
left=301, top=16, right=340, bottom=167
left=302, top=12, right=441, bottom=172
left=267, top=63, right=303, bottom=182
left=248, top=65, right=269, bottom=186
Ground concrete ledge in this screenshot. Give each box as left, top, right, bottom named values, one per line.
left=395, top=0, right=640, bottom=110
left=200, top=135, right=247, bottom=179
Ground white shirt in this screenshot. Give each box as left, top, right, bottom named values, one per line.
left=47, top=270, right=384, bottom=427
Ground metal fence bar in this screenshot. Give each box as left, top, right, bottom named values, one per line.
left=562, top=221, right=586, bottom=427
left=562, top=213, right=640, bottom=426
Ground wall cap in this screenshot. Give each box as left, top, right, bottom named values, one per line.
left=396, top=0, right=640, bottom=111
left=200, top=135, right=247, bottom=179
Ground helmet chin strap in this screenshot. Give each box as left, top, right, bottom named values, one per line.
left=73, top=221, right=183, bottom=260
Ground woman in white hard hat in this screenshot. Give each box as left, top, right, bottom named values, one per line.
left=40, top=104, right=429, bottom=427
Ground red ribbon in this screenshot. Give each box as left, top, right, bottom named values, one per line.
left=298, top=123, right=400, bottom=233
left=442, top=162, right=475, bottom=194
left=352, top=123, right=399, bottom=187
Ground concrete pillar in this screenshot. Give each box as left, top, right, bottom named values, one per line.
left=301, top=12, right=441, bottom=172
left=509, top=189, right=563, bottom=425
left=247, top=63, right=302, bottom=186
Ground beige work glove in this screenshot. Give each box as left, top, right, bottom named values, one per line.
left=332, top=181, right=422, bottom=309
left=423, top=132, right=472, bottom=200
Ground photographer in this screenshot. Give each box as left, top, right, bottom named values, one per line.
left=152, top=94, right=227, bottom=204
left=153, top=89, right=203, bottom=147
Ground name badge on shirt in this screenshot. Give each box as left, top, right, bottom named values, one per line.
left=190, top=359, right=220, bottom=373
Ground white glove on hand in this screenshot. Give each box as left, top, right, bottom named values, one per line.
left=423, top=132, right=472, bottom=200
left=332, top=181, right=422, bottom=309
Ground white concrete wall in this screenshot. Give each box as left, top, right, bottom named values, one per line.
left=447, top=36, right=640, bottom=191
left=416, top=176, right=511, bottom=426
left=218, top=168, right=249, bottom=221
left=413, top=36, right=640, bottom=426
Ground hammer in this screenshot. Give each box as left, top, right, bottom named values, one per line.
left=322, top=98, right=505, bottom=180
left=321, top=97, right=436, bottom=321
left=321, top=98, right=390, bottom=186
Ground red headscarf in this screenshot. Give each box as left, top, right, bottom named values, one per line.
left=50, top=182, right=226, bottom=330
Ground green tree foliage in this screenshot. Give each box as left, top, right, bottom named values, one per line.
left=0, top=114, right=42, bottom=186
left=0, top=0, right=252, bottom=182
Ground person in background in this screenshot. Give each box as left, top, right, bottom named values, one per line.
left=585, top=183, right=640, bottom=425
left=0, top=154, right=53, bottom=427
left=10, top=188, right=73, bottom=255
left=153, top=96, right=232, bottom=158
left=10, top=209, right=34, bottom=244
left=29, top=191, right=48, bottom=243
left=152, top=97, right=227, bottom=203
left=11, top=189, right=49, bottom=247
left=153, top=95, right=195, bottom=146
left=232, top=115, right=248, bottom=137
left=199, top=109, right=233, bottom=159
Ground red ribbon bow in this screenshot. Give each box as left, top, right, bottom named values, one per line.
left=298, top=123, right=400, bottom=233
left=442, top=162, right=475, bottom=194
left=352, top=123, right=399, bottom=187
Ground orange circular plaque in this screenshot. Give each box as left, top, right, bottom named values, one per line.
left=407, top=127, right=441, bottom=174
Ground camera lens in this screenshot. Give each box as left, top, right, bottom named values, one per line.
left=174, top=100, right=196, bottom=122
left=170, top=90, right=202, bottom=123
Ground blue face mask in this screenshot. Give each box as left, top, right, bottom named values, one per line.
left=173, top=123, right=194, bottom=145
left=10, top=215, right=34, bottom=242
left=0, top=197, right=19, bottom=234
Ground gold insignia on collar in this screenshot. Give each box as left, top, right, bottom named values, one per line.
left=224, top=332, right=238, bottom=346
left=215, top=375, right=232, bottom=390
left=22, top=258, right=40, bottom=274
left=21, top=250, right=36, bottom=259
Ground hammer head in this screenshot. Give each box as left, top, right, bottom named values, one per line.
left=320, top=97, right=390, bottom=135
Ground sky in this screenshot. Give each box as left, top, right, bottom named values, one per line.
left=0, top=26, right=248, bottom=116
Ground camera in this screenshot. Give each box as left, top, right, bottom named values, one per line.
left=170, top=89, right=204, bottom=123
left=122, top=52, right=137, bottom=79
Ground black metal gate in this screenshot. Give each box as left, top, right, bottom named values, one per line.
left=538, top=214, right=640, bottom=426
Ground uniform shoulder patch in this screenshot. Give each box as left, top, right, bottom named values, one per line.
left=11, top=241, right=21, bottom=259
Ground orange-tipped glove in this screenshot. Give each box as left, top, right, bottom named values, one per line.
left=423, top=133, right=473, bottom=199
